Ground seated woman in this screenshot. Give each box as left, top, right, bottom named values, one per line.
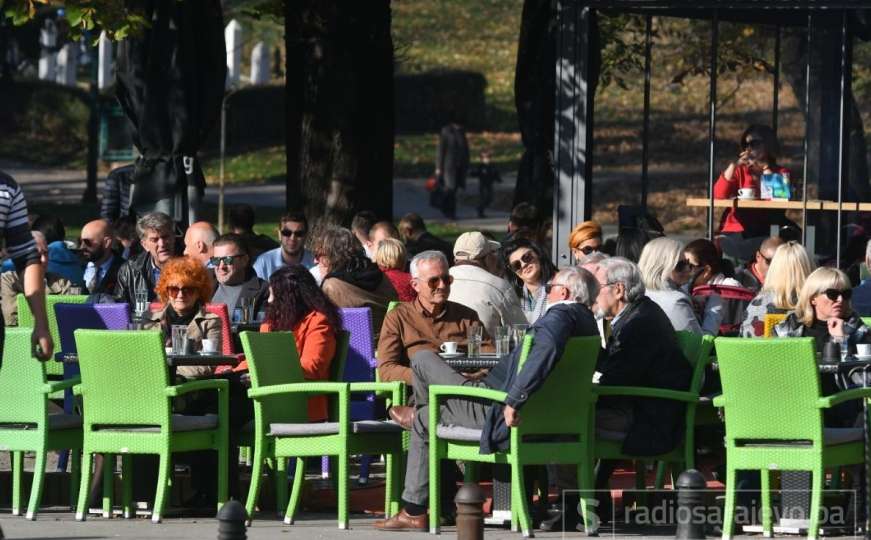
left=713, top=125, right=792, bottom=261
left=568, top=220, right=602, bottom=261
left=146, top=256, right=222, bottom=379
left=261, top=265, right=342, bottom=422
left=375, top=238, right=416, bottom=302
left=501, top=238, right=556, bottom=324
left=740, top=241, right=814, bottom=337
left=685, top=239, right=744, bottom=333
left=639, top=237, right=718, bottom=335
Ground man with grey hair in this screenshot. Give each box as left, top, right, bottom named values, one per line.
left=114, top=212, right=177, bottom=306
left=852, top=239, right=871, bottom=316
left=376, top=265, right=600, bottom=531
left=377, top=250, right=489, bottom=388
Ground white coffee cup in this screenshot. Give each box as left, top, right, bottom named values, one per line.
left=738, top=187, right=755, bottom=199
left=202, top=339, right=218, bottom=354
left=856, top=343, right=871, bottom=357
left=440, top=342, right=458, bottom=355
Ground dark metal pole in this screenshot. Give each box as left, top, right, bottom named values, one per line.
left=83, top=37, right=99, bottom=203
left=706, top=11, right=719, bottom=240
left=835, top=10, right=850, bottom=267
left=772, top=25, right=781, bottom=136
left=801, top=15, right=812, bottom=245
left=640, top=14, right=652, bottom=210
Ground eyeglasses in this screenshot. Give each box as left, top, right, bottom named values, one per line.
left=167, top=285, right=197, bottom=298
left=509, top=251, right=538, bottom=273
left=743, top=138, right=764, bottom=150
left=210, top=255, right=243, bottom=266
left=758, top=251, right=772, bottom=265
left=577, top=245, right=599, bottom=256
left=423, top=274, right=453, bottom=289
left=823, top=288, right=852, bottom=302
left=675, top=260, right=690, bottom=272
left=544, top=282, right=567, bottom=294
left=280, top=229, right=307, bottom=238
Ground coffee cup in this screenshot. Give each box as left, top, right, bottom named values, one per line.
left=738, top=187, right=755, bottom=199
left=440, top=342, right=458, bottom=355
left=202, top=339, right=218, bottom=354
left=822, top=341, right=841, bottom=362
left=857, top=343, right=871, bottom=357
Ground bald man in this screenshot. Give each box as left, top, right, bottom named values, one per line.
left=80, top=219, right=124, bottom=296
left=183, top=221, right=219, bottom=266
left=734, top=236, right=783, bottom=292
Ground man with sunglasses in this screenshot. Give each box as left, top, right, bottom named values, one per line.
left=253, top=211, right=316, bottom=281
left=210, top=234, right=269, bottom=317
left=79, top=219, right=124, bottom=296
left=734, top=236, right=782, bottom=293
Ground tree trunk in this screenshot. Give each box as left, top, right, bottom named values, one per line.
left=285, top=0, right=394, bottom=233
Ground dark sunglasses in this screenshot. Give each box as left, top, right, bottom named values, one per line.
left=823, top=288, right=852, bottom=302
left=544, top=282, right=567, bottom=294
left=509, top=251, right=538, bottom=273
left=280, top=229, right=307, bottom=238
left=578, top=245, right=599, bottom=256
left=758, top=251, right=772, bottom=265
left=423, top=274, right=453, bottom=289
left=676, top=259, right=699, bottom=272
left=210, top=255, right=243, bottom=266
left=743, top=139, right=764, bottom=150
left=167, top=285, right=197, bottom=297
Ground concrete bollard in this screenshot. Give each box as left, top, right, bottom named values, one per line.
left=675, top=469, right=707, bottom=540
left=455, top=483, right=485, bottom=540
left=216, top=500, right=247, bottom=540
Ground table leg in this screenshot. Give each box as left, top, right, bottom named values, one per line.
left=863, top=367, right=869, bottom=539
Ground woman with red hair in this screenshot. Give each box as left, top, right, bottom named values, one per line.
left=146, top=256, right=222, bottom=378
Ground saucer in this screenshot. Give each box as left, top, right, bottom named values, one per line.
left=854, top=354, right=871, bottom=361
left=198, top=351, right=220, bottom=356
left=737, top=196, right=757, bottom=201
left=438, top=352, right=463, bottom=359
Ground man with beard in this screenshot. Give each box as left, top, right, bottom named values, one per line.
left=252, top=211, right=316, bottom=281
left=79, top=219, right=124, bottom=297
left=210, top=234, right=269, bottom=316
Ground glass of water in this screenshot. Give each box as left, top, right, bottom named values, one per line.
left=171, top=325, right=188, bottom=354
left=495, top=326, right=511, bottom=356
left=134, top=290, right=149, bottom=320
left=467, top=324, right=483, bottom=358
left=512, top=323, right=529, bottom=350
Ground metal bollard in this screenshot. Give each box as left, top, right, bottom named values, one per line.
left=675, top=469, right=707, bottom=540
left=455, top=483, right=486, bottom=540
left=217, top=500, right=248, bottom=540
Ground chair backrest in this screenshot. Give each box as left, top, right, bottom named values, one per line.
left=18, top=294, right=89, bottom=376
left=714, top=337, right=823, bottom=444
left=339, top=307, right=376, bottom=383
left=0, top=328, right=48, bottom=425
left=55, top=302, right=131, bottom=356
left=692, top=285, right=756, bottom=335
left=387, top=301, right=401, bottom=313
left=675, top=331, right=715, bottom=394
left=763, top=313, right=788, bottom=337
left=204, top=303, right=234, bottom=355
left=515, top=335, right=601, bottom=438
left=863, top=317, right=871, bottom=328
left=329, top=330, right=351, bottom=382
left=239, top=331, right=308, bottom=426
left=74, top=329, right=171, bottom=428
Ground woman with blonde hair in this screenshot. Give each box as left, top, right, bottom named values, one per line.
left=639, top=237, right=720, bottom=335
left=375, top=238, right=416, bottom=302
left=568, top=220, right=602, bottom=261
left=740, top=241, right=815, bottom=337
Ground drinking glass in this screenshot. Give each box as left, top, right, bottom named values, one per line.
left=495, top=326, right=510, bottom=356
left=239, top=297, right=254, bottom=323
left=511, top=323, right=529, bottom=350
left=171, top=325, right=188, bottom=354
left=467, top=325, right=483, bottom=359
left=134, top=290, right=149, bottom=319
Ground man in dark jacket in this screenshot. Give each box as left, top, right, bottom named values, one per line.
left=398, top=213, right=453, bottom=265
left=211, top=234, right=269, bottom=316
left=79, top=219, right=124, bottom=297
left=375, top=267, right=600, bottom=531
left=114, top=212, right=176, bottom=307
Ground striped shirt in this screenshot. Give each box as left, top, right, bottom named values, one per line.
left=100, top=164, right=134, bottom=221
left=0, top=171, right=39, bottom=273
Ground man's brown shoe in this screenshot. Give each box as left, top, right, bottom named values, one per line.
left=388, top=406, right=415, bottom=430
left=373, top=509, right=427, bottom=531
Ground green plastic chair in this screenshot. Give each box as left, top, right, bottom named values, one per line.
left=0, top=328, right=82, bottom=519
left=240, top=330, right=406, bottom=529
left=593, top=331, right=715, bottom=488
left=72, top=329, right=229, bottom=523
left=862, top=317, right=871, bottom=328
left=714, top=337, right=870, bottom=539
left=387, top=301, right=401, bottom=312
left=428, top=335, right=602, bottom=537
left=17, top=294, right=89, bottom=380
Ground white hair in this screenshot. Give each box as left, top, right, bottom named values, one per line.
left=598, top=256, right=645, bottom=303
left=577, top=251, right=609, bottom=266
left=638, top=237, right=683, bottom=291
left=554, top=266, right=599, bottom=308
left=410, top=250, right=448, bottom=279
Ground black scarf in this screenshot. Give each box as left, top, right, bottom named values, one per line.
left=325, top=256, right=384, bottom=292
left=163, top=302, right=201, bottom=329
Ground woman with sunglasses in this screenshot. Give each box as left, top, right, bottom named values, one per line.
left=146, top=257, right=222, bottom=379
left=568, top=220, right=602, bottom=261
left=713, top=125, right=792, bottom=260
left=502, top=238, right=556, bottom=323
left=740, top=242, right=814, bottom=337
left=638, top=237, right=720, bottom=335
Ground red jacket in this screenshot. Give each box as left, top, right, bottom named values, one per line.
left=382, top=268, right=417, bottom=302
left=713, top=164, right=790, bottom=234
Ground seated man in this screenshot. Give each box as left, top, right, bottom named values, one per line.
left=183, top=221, right=219, bottom=267
left=375, top=266, right=600, bottom=530
left=114, top=212, right=176, bottom=306
left=79, top=219, right=124, bottom=297
left=733, top=236, right=782, bottom=293
left=210, top=233, right=269, bottom=316
left=377, top=250, right=489, bottom=387
left=1, top=231, right=73, bottom=325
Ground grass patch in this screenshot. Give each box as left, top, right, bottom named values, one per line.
left=201, top=145, right=286, bottom=186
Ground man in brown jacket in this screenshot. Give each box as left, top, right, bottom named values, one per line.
left=377, top=250, right=490, bottom=390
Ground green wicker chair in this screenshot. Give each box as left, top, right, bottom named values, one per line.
left=428, top=335, right=602, bottom=537
left=714, top=337, right=871, bottom=539
left=0, top=328, right=82, bottom=520
left=240, top=330, right=406, bottom=529
left=593, top=331, right=715, bottom=488
left=17, top=294, right=89, bottom=382
left=72, top=329, right=229, bottom=523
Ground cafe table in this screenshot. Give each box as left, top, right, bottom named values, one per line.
left=59, top=351, right=240, bottom=379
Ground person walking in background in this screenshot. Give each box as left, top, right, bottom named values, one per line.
left=435, top=122, right=469, bottom=220
left=469, top=150, right=501, bottom=218
left=100, top=162, right=135, bottom=222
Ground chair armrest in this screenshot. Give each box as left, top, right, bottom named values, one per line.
left=247, top=382, right=349, bottom=399
left=817, top=387, right=871, bottom=409
left=594, top=385, right=699, bottom=403
left=429, top=384, right=507, bottom=405
left=43, top=376, right=81, bottom=394
left=165, top=378, right=229, bottom=397
left=712, top=395, right=725, bottom=407
left=349, top=381, right=405, bottom=405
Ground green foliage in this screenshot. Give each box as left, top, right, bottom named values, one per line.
left=2, top=0, right=149, bottom=39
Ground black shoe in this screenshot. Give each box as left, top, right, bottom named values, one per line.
left=539, top=510, right=581, bottom=532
